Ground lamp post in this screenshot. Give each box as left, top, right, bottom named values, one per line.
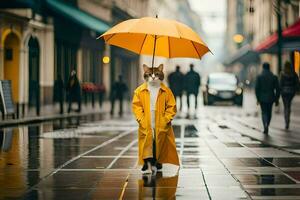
left=276, top=0, right=283, bottom=75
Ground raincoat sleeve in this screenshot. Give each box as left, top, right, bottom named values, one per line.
left=132, top=91, right=144, bottom=122
left=164, top=89, right=177, bottom=123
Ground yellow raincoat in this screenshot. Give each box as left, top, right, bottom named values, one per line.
left=132, top=82, right=180, bottom=166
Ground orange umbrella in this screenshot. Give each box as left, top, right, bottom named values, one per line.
left=98, top=16, right=211, bottom=69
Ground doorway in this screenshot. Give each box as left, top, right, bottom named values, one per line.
left=28, top=37, right=40, bottom=115
left=4, top=32, right=20, bottom=103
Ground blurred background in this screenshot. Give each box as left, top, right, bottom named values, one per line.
left=0, top=0, right=299, bottom=118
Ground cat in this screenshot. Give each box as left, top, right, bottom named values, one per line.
left=142, top=64, right=164, bottom=174
left=133, top=63, right=179, bottom=175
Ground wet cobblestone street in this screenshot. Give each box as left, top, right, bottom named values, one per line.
left=2, top=102, right=300, bottom=199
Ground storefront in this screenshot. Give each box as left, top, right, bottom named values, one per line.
left=255, top=19, right=300, bottom=76
left=110, top=6, right=140, bottom=96
left=45, top=0, right=109, bottom=104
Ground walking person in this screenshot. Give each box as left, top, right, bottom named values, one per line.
left=53, top=75, right=64, bottom=114
left=66, top=70, right=81, bottom=113
left=184, top=64, right=201, bottom=118
left=168, top=65, right=184, bottom=112
left=110, top=75, right=128, bottom=117
left=255, top=62, right=280, bottom=134
left=279, top=61, right=299, bottom=130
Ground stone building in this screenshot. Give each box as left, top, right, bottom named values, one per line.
left=225, top=0, right=300, bottom=86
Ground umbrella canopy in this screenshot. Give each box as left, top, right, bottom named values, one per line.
left=98, top=17, right=210, bottom=60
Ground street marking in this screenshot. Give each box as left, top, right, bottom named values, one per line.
left=25, top=128, right=136, bottom=194
left=60, top=169, right=139, bottom=172
left=82, top=155, right=137, bottom=158
left=196, top=123, right=252, bottom=200
left=107, top=139, right=138, bottom=169
left=217, top=118, right=300, bottom=184
left=119, top=174, right=130, bottom=200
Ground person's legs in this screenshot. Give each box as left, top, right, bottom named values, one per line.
left=187, top=93, right=190, bottom=109
left=59, top=99, right=64, bottom=114
left=186, top=93, right=191, bottom=118
left=77, top=97, right=81, bottom=112
left=266, top=103, right=273, bottom=127
left=119, top=97, right=123, bottom=116
left=195, top=93, right=198, bottom=109
left=179, top=95, right=183, bottom=111
left=282, top=96, right=289, bottom=128
left=260, top=103, right=270, bottom=134
left=110, top=98, right=115, bottom=115
left=282, top=94, right=294, bottom=129
left=67, top=95, right=72, bottom=113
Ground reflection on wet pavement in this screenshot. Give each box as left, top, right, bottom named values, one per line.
left=1, top=115, right=300, bottom=199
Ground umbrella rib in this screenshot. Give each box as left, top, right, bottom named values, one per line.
left=139, top=34, right=148, bottom=54
left=106, top=33, right=116, bottom=43
left=191, top=41, right=201, bottom=59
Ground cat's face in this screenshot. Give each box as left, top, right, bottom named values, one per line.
left=143, top=64, right=164, bottom=84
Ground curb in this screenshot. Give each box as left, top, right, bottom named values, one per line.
left=0, top=111, right=105, bottom=128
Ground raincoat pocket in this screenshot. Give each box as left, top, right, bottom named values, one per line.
left=138, top=116, right=147, bottom=130
left=160, top=116, right=171, bottom=133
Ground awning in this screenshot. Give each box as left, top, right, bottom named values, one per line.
left=46, top=0, right=110, bottom=33
left=255, top=18, right=300, bottom=53
left=0, top=0, right=34, bottom=8
left=224, top=44, right=260, bottom=66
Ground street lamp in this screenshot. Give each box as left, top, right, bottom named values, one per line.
left=233, top=34, right=244, bottom=44
left=102, top=56, right=110, bottom=64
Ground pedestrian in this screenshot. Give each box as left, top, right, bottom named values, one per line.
left=168, top=65, right=184, bottom=111
left=66, top=70, right=81, bottom=113
left=255, top=62, right=280, bottom=134
left=110, top=75, right=128, bottom=117
left=279, top=61, right=299, bottom=130
left=53, top=74, right=64, bottom=114
left=184, top=64, right=201, bottom=118
left=132, top=64, right=179, bottom=174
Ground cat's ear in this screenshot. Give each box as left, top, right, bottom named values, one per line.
left=157, top=64, right=163, bottom=71
left=143, top=64, right=150, bottom=72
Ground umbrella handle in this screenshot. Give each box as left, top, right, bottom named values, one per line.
left=151, top=15, right=158, bottom=73
left=151, top=35, right=157, bottom=72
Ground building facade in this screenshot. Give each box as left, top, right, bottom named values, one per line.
left=225, top=0, right=300, bottom=86
left=0, top=0, right=205, bottom=117
left=0, top=2, right=54, bottom=116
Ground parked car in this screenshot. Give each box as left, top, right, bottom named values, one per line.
left=203, top=72, right=243, bottom=106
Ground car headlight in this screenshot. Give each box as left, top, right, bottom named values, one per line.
left=235, top=88, right=242, bottom=95
left=208, top=88, right=218, bottom=95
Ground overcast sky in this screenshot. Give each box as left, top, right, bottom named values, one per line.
left=188, top=0, right=226, bottom=37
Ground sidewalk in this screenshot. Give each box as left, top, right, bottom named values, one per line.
left=0, top=100, right=132, bottom=127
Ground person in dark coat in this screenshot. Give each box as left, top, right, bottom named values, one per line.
left=184, top=64, right=201, bottom=118
left=168, top=65, right=184, bottom=111
left=110, top=75, right=128, bottom=117
left=255, top=62, right=280, bottom=134
left=279, top=61, right=299, bottom=130
left=53, top=75, right=64, bottom=114
left=66, top=70, right=81, bottom=113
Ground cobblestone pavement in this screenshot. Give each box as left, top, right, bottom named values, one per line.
left=1, top=99, right=300, bottom=199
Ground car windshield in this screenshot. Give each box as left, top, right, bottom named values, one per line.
left=208, top=74, right=237, bottom=86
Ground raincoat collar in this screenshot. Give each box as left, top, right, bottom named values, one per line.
left=140, top=82, right=167, bottom=92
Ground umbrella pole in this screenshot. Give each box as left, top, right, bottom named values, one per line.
left=151, top=35, right=157, bottom=72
